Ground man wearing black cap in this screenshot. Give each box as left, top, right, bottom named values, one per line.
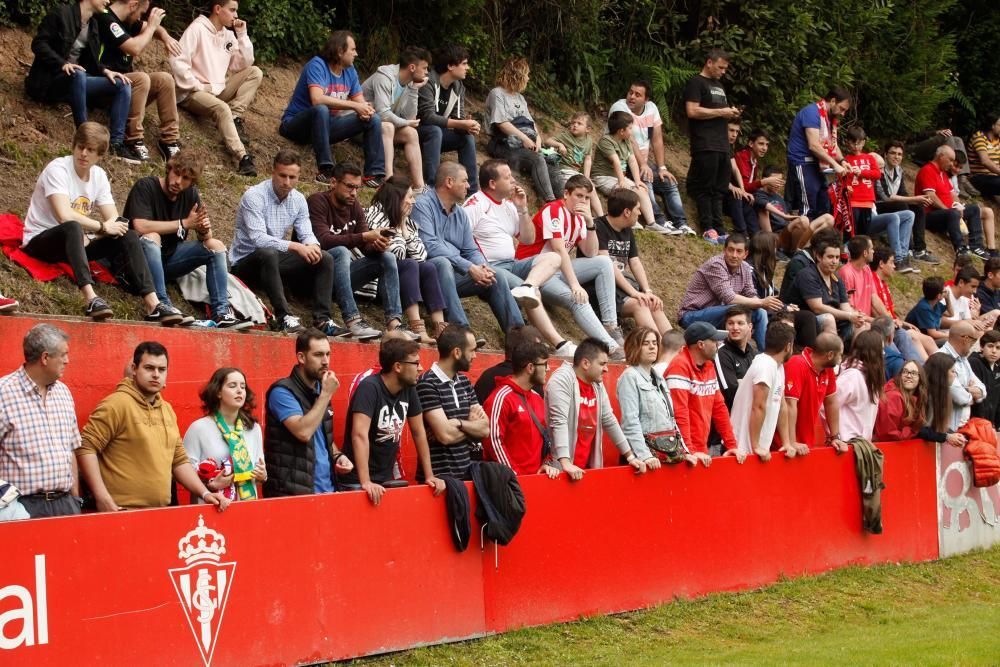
left=665, top=321, right=742, bottom=463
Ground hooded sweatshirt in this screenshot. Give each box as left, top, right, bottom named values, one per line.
left=170, top=15, right=254, bottom=101
left=417, top=70, right=466, bottom=129
left=77, top=379, right=188, bottom=509
left=362, top=64, right=419, bottom=129
left=483, top=376, right=547, bottom=475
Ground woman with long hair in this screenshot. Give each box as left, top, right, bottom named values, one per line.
left=616, top=327, right=702, bottom=467
left=484, top=57, right=556, bottom=202
left=835, top=329, right=886, bottom=440
left=184, top=368, right=265, bottom=503
left=874, top=360, right=966, bottom=445
left=365, top=175, right=447, bottom=343
left=748, top=231, right=816, bottom=349
left=922, top=353, right=970, bottom=446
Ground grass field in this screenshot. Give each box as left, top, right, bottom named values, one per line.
left=347, top=545, right=1000, bottom=666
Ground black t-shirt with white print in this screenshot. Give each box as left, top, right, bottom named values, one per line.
left=340, top=374, right=423, bottom=485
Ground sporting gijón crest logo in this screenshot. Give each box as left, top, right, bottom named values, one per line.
left=168, top=516, right=236, bottom=667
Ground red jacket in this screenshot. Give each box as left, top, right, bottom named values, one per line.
left=665, top=347, right=737, bottom=453
left=873, top=381, right=922, bottom=441
left=958, top=417, right=1000, bottom=488
left=844, top=153, right=881, bottom=207
left=483, top=376, right=547, bottom=475
left=734, top=148, right=761, bottom=192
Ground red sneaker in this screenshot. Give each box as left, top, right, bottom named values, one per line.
left=0, top=296, right=18, bottom=313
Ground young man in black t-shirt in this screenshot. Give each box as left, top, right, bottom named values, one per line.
left=589, top=188, right=672, bottom=335
left=684, top=48, right=742, bottom=238
left=416, top=325, right=490, bottom=480
left=341, top=338, right=445, bottom=505
left=96, top=0, right=182, bottom=162
left=123, top=151, right=249, bottom=328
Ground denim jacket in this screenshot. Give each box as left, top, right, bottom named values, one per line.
left=616, top=365, right=681, bottom=460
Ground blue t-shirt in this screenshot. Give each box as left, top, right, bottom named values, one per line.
left=269, top=385, right=334, bottom=493
left=753, top=190, right=789, bottom=231
left=282, top=56, right=362, bottom=123
left=905, top=299, right=947, bottom=333
left=787, top=103, right=821, bottom=166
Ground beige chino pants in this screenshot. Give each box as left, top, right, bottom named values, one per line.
left=179, top=65, right=262, bottom=158
left=124, top=71, right=179, bottom=144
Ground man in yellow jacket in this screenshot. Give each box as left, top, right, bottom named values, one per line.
left=77, top=341, right=230, bottom=512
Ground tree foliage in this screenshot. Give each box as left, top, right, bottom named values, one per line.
left=3, top=0, right=967, bottom=142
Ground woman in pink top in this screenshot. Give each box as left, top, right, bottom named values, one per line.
left=835, top=330, right=886, bottom=441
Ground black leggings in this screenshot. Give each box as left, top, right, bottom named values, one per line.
left=22, top=221, right=153, bottom=295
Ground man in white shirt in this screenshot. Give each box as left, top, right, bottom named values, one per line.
left=464, top=159, right=575, bottom=360
left=730, top=321, right=802, bottom=459
left=941, top=320, right=988, bottom=430
left=609, top=80, right=694, bottom=235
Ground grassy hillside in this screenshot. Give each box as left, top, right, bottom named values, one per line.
left=0, top=28, right=970, bottom=350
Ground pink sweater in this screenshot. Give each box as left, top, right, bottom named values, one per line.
left=170, top=16, right=254, bottom=100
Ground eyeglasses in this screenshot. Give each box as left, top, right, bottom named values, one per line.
left=399, top=360, right=420, bottom=366
left=900, top=369, right=920, bottom=377
left=530, top=360, right=549, bottom=368
left=961, top=335, right=978, bottom=342
left=341, top=183, right=362, bottom=191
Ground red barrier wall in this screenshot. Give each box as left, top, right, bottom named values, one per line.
left=2, top=444, right=937, bottom=665
left=0, top=317, right=941, bottom=665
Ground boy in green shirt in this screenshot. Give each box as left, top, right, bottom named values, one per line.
left=544, top=112, right=604, bottom=216
left=589, top=111, right=660, bottom=232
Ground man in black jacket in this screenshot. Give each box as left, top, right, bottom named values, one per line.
left=264, top=329, right=353, bottom=497
left=970, top=329, right=1000, bottom=429
left=26, top=0, right=138, bottom=162
left=875, top=140, right=941, bottom=265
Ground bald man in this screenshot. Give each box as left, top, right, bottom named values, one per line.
left=411, top=162, right=524, bottom=339
left=782, top=332, right=848, bottom=452
left=915, top=145, right=988, bottom=258
left=940, top=320, right=987, bottom=430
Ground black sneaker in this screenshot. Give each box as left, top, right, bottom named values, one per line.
left=475, top=334, right=487, bottom=349
left=957, top=245, right=972, bottom=258
left=85, top=297, right=113, bottom=320
left=363, top=175, right=385, bottom=189
left=111, top=142, right=144, bottom=165
left=912, top=249, right=942, bottom=264
left=145, top=302, right=184, bottom=326
left=776, top=249, right=791, bottom=262
left=158, top=141, right=181, bottom=162
left=972, top=246, right=991, bottom=261
left=316, top=166, right=335, bottom=185
left=318, top=319, right=352, bottom=338
left=233, top=117, right=251, bottom=147
left=237, top=154, right=257, bottom=177
left=276, top=314, right=305, bottom=334
left=214, top=310, right=253, bottom=331
left=178, top=313, right=197, bottom=326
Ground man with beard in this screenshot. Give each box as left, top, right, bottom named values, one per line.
left=786, top=87, right=852, bottom=218
left=77, top=342, right=230, bottom=511
left=263, top=329, right=353, bottom=497
left=483, top=339, right=557, bottom=476
left=783, top=332, right=849, bottom=451
left=730, top=321, right=801, bottom=460
left=124, top=150, right=250, bottom=329
left=416, top=325, right=490, bottom=480
left=341, top=338, right=446, bottom=505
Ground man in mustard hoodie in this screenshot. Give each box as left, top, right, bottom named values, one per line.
left=170, top=0, right=261, bottom=176
left=77, top=341, right=230, bottom=511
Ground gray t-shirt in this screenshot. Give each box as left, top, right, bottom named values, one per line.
left=67, top=23, right=89, bottom=65
left=485, top=87, right=533, bottom=136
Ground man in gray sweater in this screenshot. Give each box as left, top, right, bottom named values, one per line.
left=544, top=338, right=646, bottom=480
left=416, top=44, right=481, bottom=194
left=361, top=47, right=431, bottom=191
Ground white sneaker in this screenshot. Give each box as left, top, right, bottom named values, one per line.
left=511, top=284, right=541, bottom=309
left=660, top=222, right=684, bottom=236
left=644, top=222, right=673, bottom=235
left=677, top=223, right=697, bottom=236
left=554, top=341, right=577, bottom=361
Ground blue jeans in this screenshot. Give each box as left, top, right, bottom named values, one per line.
left=680, top=305, right=768, bottom=351
left=893, top=329, right=922, bottom=364
left=857, top=209, right=914, bottom=262
left=141, top=238, right=229, bottom=317
left=68, top=71, right=131, bottom=144
left=646, top=165, right=688, bottom=227
left=327, top=246, right=401, bottom=322
left=492, top=257, right=618, bottom=349
left=279, top=106, right=385, bottom=175
left=417, top=125, right=479, bottom=193
left=428, top=256, right=523, bottom=329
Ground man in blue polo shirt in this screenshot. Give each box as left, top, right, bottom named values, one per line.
left=411, top=161, right=524, bottom=343
left=786, top=87, right=852, bottom=219
left=279, top=30, right=384, bottom=185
